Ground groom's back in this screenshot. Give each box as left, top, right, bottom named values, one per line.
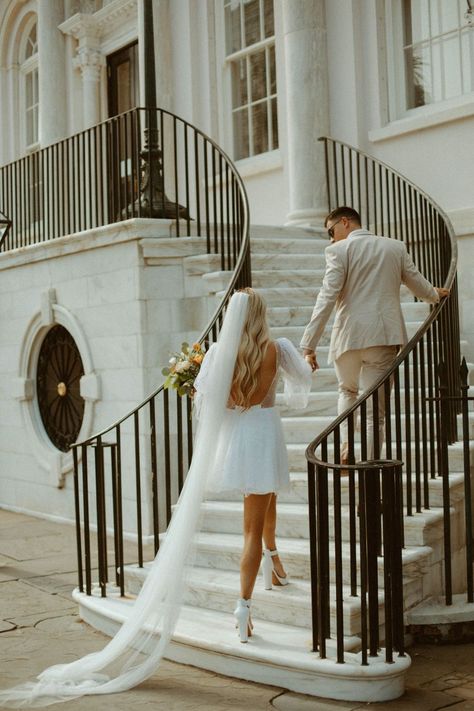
left=337, top=233, right=405, bottom=308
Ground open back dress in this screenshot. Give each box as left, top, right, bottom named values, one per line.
left=194, top=337, right=312, bottom=495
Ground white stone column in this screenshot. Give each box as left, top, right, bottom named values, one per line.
left=60, top=16, right=104, bottom=130
left=281, top=0, right=329, bottom=227
left=38, top=1, right=67, bottom=146
left=74, top=47, right=104, bottom=128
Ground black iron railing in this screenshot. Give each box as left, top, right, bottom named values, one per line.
left=0, top=107, right=245, bottom=272
left=68, top=111, right=251, bottom=597
left=308, top=459, right=405, bottom=664
left=0, top=209, right=11, bottom=250
left=306, top=137, right=466, bottom=664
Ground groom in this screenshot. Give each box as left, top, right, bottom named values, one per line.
left=300, top=206, right=449, bottom=460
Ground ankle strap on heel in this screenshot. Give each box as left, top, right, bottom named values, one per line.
left=263, top=548, right=278, bottom=558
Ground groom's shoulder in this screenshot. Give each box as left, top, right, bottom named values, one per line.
left=379, top=235, right=407, bottom=254
left=325, top=241, right=347, bottom=257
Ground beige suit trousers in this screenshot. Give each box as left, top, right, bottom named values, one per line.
left=334, top=345, right=398, bottom=459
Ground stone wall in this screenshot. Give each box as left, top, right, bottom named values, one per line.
left=0, top=218, right=211, bottom=529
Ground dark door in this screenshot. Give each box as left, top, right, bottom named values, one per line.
left=107, top=42, right=139, bottom=117
left=106, top=42, right=139, bottom=220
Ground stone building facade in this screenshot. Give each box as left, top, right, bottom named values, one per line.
left=0, top=0, right=473, bottom=524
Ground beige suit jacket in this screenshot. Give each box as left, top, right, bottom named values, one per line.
left=299, top=229, right=439, bottom=364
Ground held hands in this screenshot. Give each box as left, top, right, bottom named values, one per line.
left=435, top=287, right=450, bottom=299
left=303, top=349, right=319, bottom=372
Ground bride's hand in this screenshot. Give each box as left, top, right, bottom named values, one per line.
left=303, top=350, right=319, bottom=372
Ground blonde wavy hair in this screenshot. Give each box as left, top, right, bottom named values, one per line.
left=231, top=288, right=271, bottom=408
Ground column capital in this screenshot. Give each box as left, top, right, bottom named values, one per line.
left=60, top=14, right=104, bottom=81
left=73, top=47, right=105, bottom=81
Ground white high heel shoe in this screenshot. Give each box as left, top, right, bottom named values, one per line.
left=262, top=549, right=289, bottom=590
left=234, top=598, right=253, bottom=643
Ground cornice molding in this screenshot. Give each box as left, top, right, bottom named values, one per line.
left=59, top=0, right=137, bottom=40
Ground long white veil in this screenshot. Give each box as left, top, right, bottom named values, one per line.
left=0, top=292, right=250, bottom=708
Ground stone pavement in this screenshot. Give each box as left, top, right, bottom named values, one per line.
left=1, top=509, right=474, bottom=711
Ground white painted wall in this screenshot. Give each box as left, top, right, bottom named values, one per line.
left=0, top=220, right=209, bottom=528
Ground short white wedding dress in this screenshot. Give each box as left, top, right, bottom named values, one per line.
left=195, top=337, right=312, bottom=496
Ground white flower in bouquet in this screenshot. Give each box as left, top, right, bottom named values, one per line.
left=162, top=341, right=206, bottom=397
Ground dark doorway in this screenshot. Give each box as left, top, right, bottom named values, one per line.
left=106, top=42, right=140, bottom=221
left=107, top=41, right=139, bottom=117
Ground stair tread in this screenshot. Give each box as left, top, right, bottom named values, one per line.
left=127, top=563, right=389, bottom=608
left=77, top=592, right=367, bottom=660
left=201, top=499, right=445, bottom=522
left=194, top=530, right=432, bottom=561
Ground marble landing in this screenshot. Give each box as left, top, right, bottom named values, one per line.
left=74, top=591, right=411, bottom=702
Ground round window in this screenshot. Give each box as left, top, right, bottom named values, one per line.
left=36, top=325, right=85, bottom=452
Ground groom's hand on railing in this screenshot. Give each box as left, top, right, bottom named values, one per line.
left=303, top=349, right=319, bottom=372
left=435, top=287, right=450, bottom=299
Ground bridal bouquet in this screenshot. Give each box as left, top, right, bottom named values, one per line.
left=162, top=342, right=205, bottom=397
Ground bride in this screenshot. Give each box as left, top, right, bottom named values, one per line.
left=195, top=287, right=312, bottom=642
left=0, top=288, right=312, bottom=707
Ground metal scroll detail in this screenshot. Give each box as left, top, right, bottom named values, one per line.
left=37, top=325, right=85, bottom=452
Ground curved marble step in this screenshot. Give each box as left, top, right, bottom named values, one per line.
left=281, top=411, right=474, bottom=444
left=267, top=301, right=430, bottom=327
left=189, top=531, right=433, bottom=588
left=199, top=500, right=448, bottom=548
left=122, top=564, right=417, bottom=638
left=251, top=236, right=328, bottom=254
left=75, top=592, right=410, bottom=702
left=289, top=439, right=473, bottom=472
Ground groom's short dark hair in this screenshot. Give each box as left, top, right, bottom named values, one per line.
left=325, top=206, right=361, bottom=227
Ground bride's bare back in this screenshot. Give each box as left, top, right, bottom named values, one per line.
left=230, top=341, right=278, bottom=407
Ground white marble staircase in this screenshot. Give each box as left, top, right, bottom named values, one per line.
left=75, top=224, right=472, bottom=702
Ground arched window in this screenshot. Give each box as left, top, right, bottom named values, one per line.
left=21, top=20, right=39, bottom=149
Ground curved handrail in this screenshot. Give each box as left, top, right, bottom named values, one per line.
left=68, top=108, right=251, bottom=595
left=305, top=137, right=462, bottom=664
left=306, top=290, right=453, bottom=466
left=71, top=111, right=250, bottom=447
left=307, top=136, right=459, bottom=466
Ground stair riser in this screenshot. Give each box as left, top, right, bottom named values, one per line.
left=251, top=254, right=327, bottom=270
left=174, top=224, right=325, bottom=241
left=250, top=225, right=326, bottom=240
left=271, top=321, right=426, bottom=347
left=278, top=393, right=338, bottom=417
left=124, top=563, right=420, bottom=638
left=208, top=472, right=466, bottom=509
left=288, top=443, right=474, bottom=474
left=200, top=507, right=452, bottom=548
left=282, top=414, right=474, bottom=444
left=186, top=582, right=387, bottom=636
left=267, top=302, right=430, bottom=328
left=193, top=542, right=431, bottom=587
left=218, top=287, right=318, bottom=307
left=251, top=238, right=327, bottom=254
left=253, top=271, right=326, bottom=289
left=273, top=345, right=438, bottom=369
left=276, top=388, right=467, bottom=417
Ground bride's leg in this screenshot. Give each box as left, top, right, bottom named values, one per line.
left=262, top=494, right=287, bottom=579
left=241, top=493, right=273, bottom=600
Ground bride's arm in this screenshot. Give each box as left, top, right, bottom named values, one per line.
left=277, top=338, right=313, bottom=409
left=193, top=343, right=218, bottom=417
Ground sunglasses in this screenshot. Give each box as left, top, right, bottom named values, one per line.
left=327, top=218, right=343, bottom=240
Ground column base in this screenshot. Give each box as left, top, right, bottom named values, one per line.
left=284, top=208, right=327, bottom=229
